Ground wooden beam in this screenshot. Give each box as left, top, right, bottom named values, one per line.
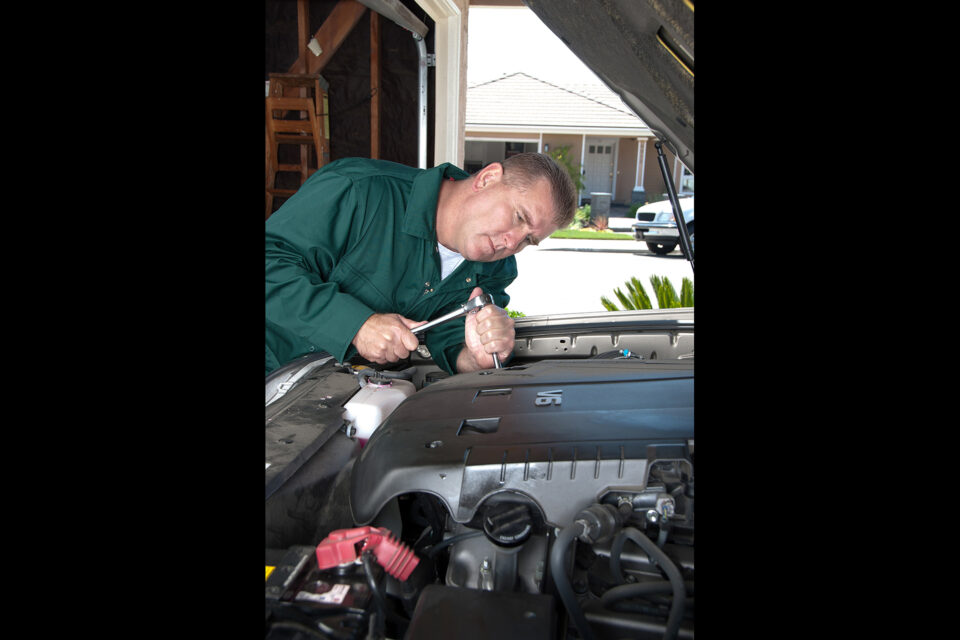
left=289, top=1, right=312, bottom=175
left=286, top=0, right=309, bottom=74
left=308, top=0, right=368, bottom=74
left=297, top=0, right=310, bottom=56
left=287, top=0, right=368, bottom=75
left=370, top=11, right=380, bottom=159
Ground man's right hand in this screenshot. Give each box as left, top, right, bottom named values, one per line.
left=352, top=313, right=425, bottom=364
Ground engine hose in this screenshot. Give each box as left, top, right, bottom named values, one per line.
left=609, top=528, right=687, bottom=640
left=600, top=580, right=695, bottom=607
left=357, top=367, right=418, bottom=387
left=412, top=525, right=434, bottom=551
left=609, top=532, right=629, bottom=585
left=425, top=530, right=484, bottom=559
left=549, top=522, right=597, bottom=640
left=601, top=580, right=670, bottom=604
left=608, top=524, right=672, bottom=581
left=360, top=549, right=413, bottom=636
left=361, top=551, right=387, bottom=640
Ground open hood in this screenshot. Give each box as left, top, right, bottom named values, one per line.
left=524, top=0, right=694, bottom=173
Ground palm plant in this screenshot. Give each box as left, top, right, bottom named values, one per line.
left=601, top=275, right=694, bottom=311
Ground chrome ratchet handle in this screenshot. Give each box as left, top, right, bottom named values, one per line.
left=410, top=294, right=491, bottom=335
left=409, top=305, right=468, bottom=335
left=410, top=294, right=503, bottom=368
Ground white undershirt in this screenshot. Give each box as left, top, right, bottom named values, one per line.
left=437, top=242, right=465, bottom=280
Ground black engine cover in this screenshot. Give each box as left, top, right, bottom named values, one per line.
left=350, top=359, right=693, bottom=528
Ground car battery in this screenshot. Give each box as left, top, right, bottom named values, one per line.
left=265, top=545, right=375, bottom=639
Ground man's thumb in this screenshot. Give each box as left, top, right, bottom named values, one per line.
left=399, top=316, right=426, bottom=331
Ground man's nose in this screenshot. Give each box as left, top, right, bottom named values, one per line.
left=503, top=230, right=523, bottom=252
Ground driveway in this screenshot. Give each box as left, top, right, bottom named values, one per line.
left=505, top=226, right=694, bottom=317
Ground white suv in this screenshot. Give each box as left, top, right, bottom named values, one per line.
left=632, top=196, right=694, bottom=255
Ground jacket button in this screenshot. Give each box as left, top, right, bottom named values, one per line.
left=465, top=277, right=472, bottom=283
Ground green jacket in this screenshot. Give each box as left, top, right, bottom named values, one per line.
left=265, top=158, right=518, bottom=376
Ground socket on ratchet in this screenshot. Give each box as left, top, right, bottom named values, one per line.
left=411, top=293, right=503, bottom=368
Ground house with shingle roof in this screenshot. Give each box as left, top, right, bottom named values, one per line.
left=465, top=72, right=693, bottom=207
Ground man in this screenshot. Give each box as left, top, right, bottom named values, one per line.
left=265, top=152, right=577, bottom=377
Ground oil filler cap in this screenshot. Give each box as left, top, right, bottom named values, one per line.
left=482, top=503, right=533, bottom=547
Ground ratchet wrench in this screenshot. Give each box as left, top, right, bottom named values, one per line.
left=411, top=293, right=503, bottom=368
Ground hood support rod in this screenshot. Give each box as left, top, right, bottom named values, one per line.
left=655, top=141, right=694, bottom=272
left=414, top=33, right=429, bottom=169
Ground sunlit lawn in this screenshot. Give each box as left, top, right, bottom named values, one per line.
left=549, top=228, right=633, bottom=240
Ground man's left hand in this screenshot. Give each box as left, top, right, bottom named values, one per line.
left=457, top=287, right=514, bottom=372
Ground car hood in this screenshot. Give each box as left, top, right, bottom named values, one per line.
left=524, top=0, right=693, bottom=173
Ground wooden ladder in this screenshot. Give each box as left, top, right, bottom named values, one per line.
left=265, top=75, right=329, bottom=218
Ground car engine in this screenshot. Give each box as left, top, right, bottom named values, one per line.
left=265, top=313, right=694, bottom=640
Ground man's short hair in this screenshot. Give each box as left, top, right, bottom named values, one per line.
left=499, top=153, right=577, bottom=229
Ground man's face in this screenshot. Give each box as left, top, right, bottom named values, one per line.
left=454, top=170, right=560, bottom=262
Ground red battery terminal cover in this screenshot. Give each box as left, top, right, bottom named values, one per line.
left=315, top=526, right=420, bottom=581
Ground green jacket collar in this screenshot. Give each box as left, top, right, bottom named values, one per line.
left=401, top=163, right=469, bottom=241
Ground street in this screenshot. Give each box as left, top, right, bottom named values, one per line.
left=505, top=230, right=695, bottom=317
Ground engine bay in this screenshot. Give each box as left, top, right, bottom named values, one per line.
left=265, top=317, right=694, bottom=639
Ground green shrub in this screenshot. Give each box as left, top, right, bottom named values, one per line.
left=570, top=204, right=591, bottom=229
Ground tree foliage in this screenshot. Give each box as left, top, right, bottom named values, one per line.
left=546, top=145, right=585, bottom=192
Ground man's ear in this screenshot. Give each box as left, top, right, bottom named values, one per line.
left=473, top=162, right=503, bottom=190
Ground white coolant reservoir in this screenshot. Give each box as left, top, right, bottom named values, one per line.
left=343, top=377, right=416, bottom=444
